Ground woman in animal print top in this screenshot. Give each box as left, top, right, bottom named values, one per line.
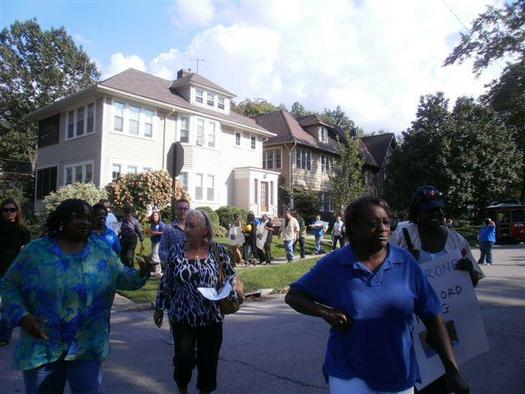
left=154, top=209, right=236, bottom=394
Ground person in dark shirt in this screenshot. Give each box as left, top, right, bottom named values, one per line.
left=0, top=198, right=31, bottom=346
left=118, top=206, right=144, bottom=268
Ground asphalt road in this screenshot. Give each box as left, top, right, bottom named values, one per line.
left=1, top=244, right=523, bottom=393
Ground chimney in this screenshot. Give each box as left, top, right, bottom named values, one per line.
left=177, top=68, right=192, bottom=79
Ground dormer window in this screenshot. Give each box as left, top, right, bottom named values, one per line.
left=218, top=96, right=225, bottom=110
left=196, top=88, right=204, bottom=104
left=207, top=92, right=215, bottom=107
left=320, top=126, right=327, bottom=142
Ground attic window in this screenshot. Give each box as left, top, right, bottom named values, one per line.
left=207, top=92, right=215, bottom=107
left=218, top=96, right=225, bottom=110
left=196, top=88, right=204, bottom=104
left=320, top=127, right=327, bottom=142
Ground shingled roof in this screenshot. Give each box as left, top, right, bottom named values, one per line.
left=360, top=133, right=396, bottom=168
left=255, top=110, right=379, bottom=167
left=99, top=69, right=269, bottom=132
left=170, top=72, right=235, bottom=97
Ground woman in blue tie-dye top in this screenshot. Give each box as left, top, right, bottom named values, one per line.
left=0, top=199, right=152, bottom=394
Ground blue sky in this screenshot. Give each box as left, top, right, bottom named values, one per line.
left=2, top=0, right=503, bottom=133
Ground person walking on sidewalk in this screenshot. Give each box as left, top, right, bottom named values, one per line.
left=331, top=216, right=345, bottom=250
left=310, top=215, right=327, bottom=255
left=293, top=211, right=306, bottom=259
left=119, top=206, right=144, bottom=268
left=281, top=210, right=299, bottom=262
left=159, top=198, right=191, bottom=345
left=154, top=209, right=238, bottom=394
left=478, top=218, right=496, bottom=265
left=149, top=210, right=167, bottom=276
left=0, top=198, right=30, bottom=347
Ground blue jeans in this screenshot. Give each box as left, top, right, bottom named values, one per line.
left=314, top=235, right=323, bottom=254
left=23, top=359, right=102, bottom=394
left=478, top=241, right=494, bottom=265
left=284, top=240, right=294, bottom=261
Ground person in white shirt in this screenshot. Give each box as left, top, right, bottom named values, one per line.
left=100, top=199, right=118, bottom=233
left=280, top=210, right=299, bottom=262
left=331, top=216, right=345, bottom=250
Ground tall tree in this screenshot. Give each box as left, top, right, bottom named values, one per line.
left=322, top=105, right=362, bottom=136
left=329, top=129, right=365, bottom=214
left=386, top=93, right=522, bottom=216
left=444, top=0, right=525, bottom=74
left=386, top=93, right=451, bottom=213
left=290, top=102, right=312, bottom=119
left=231, top=98, right=283, bottom=117
left=0, top=19, right=99, bottom=177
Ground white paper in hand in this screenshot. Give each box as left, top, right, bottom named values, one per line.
left=198, top=282, right=232, bottom=301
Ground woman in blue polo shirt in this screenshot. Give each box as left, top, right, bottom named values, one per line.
left=285, top=196, right=469, bottom=394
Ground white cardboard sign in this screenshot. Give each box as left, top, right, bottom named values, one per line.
left=414, top=250, right=489, bottom=390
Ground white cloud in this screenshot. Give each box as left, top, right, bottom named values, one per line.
left=103, top=0, right=502, bottom=132
left=101, top=52, right=147, bottom=80
left=169, top=0, right=215, bottom=29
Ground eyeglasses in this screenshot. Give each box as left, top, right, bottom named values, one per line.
left=2, top=207, right=17, bottom=213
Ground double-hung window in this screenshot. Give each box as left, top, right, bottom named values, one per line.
left=218, top=96, right=225, bottom=110
left=207, top=92, right=215, bottom=107
left=207, top=122, right=216, bottom=147
left=87, top=103, right=95, bottom=133
left=207, top=175, right=214, bottom=201
left=64, top=162, right=94, bottom=185
left=263, top=148, right=281, bottom=170
left=195, top=173, right=203, bottom=200
left=296, top=148, right=312, bottom=170
left=180, top=116, right=189, bottom=143
left=143, top=109, right=154, bottom=137
left=114, top=102, right=124, bottom=132
left=196, top=118, right=205, bottom=145
left=235, top=132, right=241, bottom=146
left=129, top=106, right=140, bottom=135
left=112, top=164, right=122, bottom=181
left=76, top=107, right=85, bottom=136
left=67, top=110, right=75, bottom=139
left=179, top=172, right=188, bottom=190
left=195, top=88, right=204, bottom=104
left=250, top=135, right=256, bottom=150
left=66, top=102, right=96, bottom=140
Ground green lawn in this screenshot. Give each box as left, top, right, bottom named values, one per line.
left=455, top=225, right=482, bottom=247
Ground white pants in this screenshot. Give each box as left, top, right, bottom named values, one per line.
left=150, top=242, right=162, bottom=274
left=329, top=376, right=414, bottom=394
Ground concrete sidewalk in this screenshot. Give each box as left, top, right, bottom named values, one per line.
left=1, top=244, right=523, bottom=393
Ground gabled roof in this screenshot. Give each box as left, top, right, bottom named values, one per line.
left=255, top=110, right=379, bottom=167
left=360, top=133, right=396, bottom=168
left=297, top=114, right=332, bottom=128
left=170, top=72, right=235, bottom=97
left=26, top=68, right=271, bottom=135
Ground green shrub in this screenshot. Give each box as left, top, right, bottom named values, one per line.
left=42, top=182, right=107, bottom=218
left=213, top=223, right=227, bottom=238
left=215, top=206, right=248, bottom=227
left=196, top=206, right=219, bottom=225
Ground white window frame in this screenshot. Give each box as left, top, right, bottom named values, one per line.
left=195, top=173, right=204, bottom=200
left=196, top=118, right=205, bottom=146
left=319, top=126, right=327, bottom=142
left=178, top=172, right=189, bottom=190
left=206, top=175, right=215, bottom=201
left=63, top=161, right=94, bottom=185
left=296, top=148, right=312, bottom=171
left=218, top=96, right=225, bottom=110
left=207, top=121, right=216, bottom=147
left=250, top=135, right=256, bottom=150
left=143, top=109, right=154, bottom=138
left=235, top=131, right=241, bottom=146
left=111, top=163, right=122, bottom=181
left=263, top=148, right=282, bottom=170
left=195, top=88, right=204, bottom=104
left=111, top=99, right=156, bottom=139
left=65, top=102, right=96, bottom=141
left=179, top=116, right=190, bottom=143
left=127, top=165, right=138, bottom=175
left=206, top=92, right=215, bottom=107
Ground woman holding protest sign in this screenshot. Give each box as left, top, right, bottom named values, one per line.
left=285, top=196, right=469, bottom=394
left=390, top=185, right=483, bottom=393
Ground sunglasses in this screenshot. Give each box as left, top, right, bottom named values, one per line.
left=2, top=207, right=17, bottom=213
left=413, top=188, right=444, bottom=203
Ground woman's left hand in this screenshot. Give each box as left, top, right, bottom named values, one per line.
left=444, top=367, right=470, bottom=393
left=137, top=255, right=153, bottom=277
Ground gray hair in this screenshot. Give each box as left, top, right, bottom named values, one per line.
left=186, top=209, right=214, bottom=244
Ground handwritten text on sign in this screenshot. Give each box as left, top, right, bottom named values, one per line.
left=413, top=250, right=489, bottom=390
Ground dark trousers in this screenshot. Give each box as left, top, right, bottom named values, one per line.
left=258, top=243, right=272, bottom=264
left=293, top=236, right=305, bottom=258
left=172, top=322, right=223, bottom=392
left=478, top=241, right=494, bottom=265
left=415, top=375, right=447, bottom=394
left=120, top=235, right=137, bottom=268
left=332, top=235, right=345, bottom=250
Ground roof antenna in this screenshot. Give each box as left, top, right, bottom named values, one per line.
left=190, top=58, right=210, bottom=73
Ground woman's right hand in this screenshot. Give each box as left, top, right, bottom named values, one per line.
left=153, top=309, right=163, bottom=328
left=320, top=308, right=352, bottom=331
left=20, top=314, right=48, bottom=340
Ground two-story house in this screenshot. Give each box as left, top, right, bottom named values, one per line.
left=27, top=68, right=280, bottom=216
left=255, top=110, right=379, bottom=214
left=360, top=133, right=397, bottom=197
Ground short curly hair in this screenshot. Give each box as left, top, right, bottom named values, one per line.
left=46, top=199, right=93, bottom=238
left=343, top=196, right=390, bottom=241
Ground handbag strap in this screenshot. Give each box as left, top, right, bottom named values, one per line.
left=402, top=228, right=420, bottom=260
left=211, top=242, right=225, bottom=286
